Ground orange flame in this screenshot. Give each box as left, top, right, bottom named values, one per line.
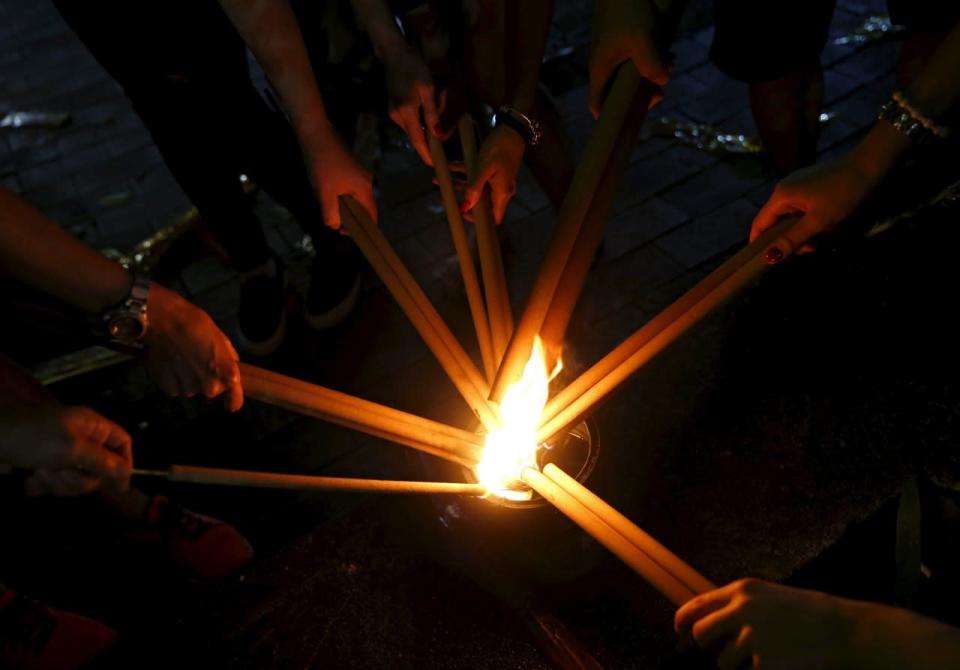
left=476, top=337, right=561, bottom=499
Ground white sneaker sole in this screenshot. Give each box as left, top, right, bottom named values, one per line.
left=236, top=310, right=287, bottom=357
left=303, top=273, right=362, bottom=331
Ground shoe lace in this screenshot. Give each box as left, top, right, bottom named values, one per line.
left=0, top=594, right=57, bottom=656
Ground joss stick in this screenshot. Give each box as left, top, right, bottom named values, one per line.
left=489, top=64, right=648, bottom=403
left=136, top=465, right=488, bottom=496
left=459, top=115, right=514, bottom=365
left=537, top=78, right=656, bottom=358
left=428, top=133, right=497, bottom=383
left=536, top=216, right=802, bottom=445
left=240, top=363, right=482, bottom=467
left=542, top=463, right=715, bottom=595
left=522, top=467, right=697, bottom=606
left=338, top=198, right=499, bottom=430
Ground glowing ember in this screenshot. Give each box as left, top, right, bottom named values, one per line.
left=477, top=337, right=561, bottom=499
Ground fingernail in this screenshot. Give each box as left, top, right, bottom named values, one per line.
left=764, top=247, right=784, bottom=265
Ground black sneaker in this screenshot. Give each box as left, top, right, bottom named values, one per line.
left=236, top=259, right=286, bottom=356
left=304, top=239, right=363, bottom=330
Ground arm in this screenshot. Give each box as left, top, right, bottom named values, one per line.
left=0, top=188, right=242, bottom=410
left=217, top=0, right=377, bottom=229
left=0, top=354, right=132, bottom=496
left=752, top=20, right=960, bottom=256
left=351, top=0, right=443, bottom=166
left=461, top=0, right=554, bottom=224
left=675, top=578, right=960, bottom=670
left=589, top=0, right=669, bottom=117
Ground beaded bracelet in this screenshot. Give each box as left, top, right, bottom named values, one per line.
left=878, top=91, right=951, bottom=142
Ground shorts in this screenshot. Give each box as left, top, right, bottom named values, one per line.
left=710, top=0, right=960, bottom=84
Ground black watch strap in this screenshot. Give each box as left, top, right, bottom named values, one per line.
left=494, top=106, right=543, bottom=146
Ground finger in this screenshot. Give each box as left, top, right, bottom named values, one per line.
left=750, top=191, right=799, bottom=242
left=323, top=193, right=342, bottom=232
left=224, top=377, right=244, bottom=413
left=215, top=357, right=244, bottom=412
left=491, top=179, right=513, bottom=225
left=446, top=161, right=468, bottom=176
left=50, top=469, right=101, bottom=496
left=675, top=587, right=735, bottom=636
left=30, top=468, right=98, bottom=497
left=402, top=113, right=433, bottom=166
left=72, top=434, right=131, bottom=483
left=436, top=87, right=448, bottom=117
left=629, top=43, right=670, bottom=87
left=418, top=83, right=441, bottom=137
left=99, top=418, right=133, bottom=471
left=461, top=164, right=496, bottom=214
left=203, top=377, right=225, bottom=399
left=588, top=48, right=621, bottom=118
left=691, top=604, right=742, bottom=651
left=648, top=89, right=664, bottom=110
left=762, top=215, right=826, bottom=265
left=717, top=627, right=753, bottom=670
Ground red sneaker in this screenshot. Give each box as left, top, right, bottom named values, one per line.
left=0, top=585, right=116, bottom=670
left=127, top=496, right=253, bottom=579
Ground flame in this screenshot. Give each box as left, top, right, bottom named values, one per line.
left=476, top=337, right=561, bottom=500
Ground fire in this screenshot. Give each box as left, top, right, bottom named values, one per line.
left=476, top=337, right=561, bottom=499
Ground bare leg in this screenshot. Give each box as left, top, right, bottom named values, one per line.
left=748, top=62, right=823, bottom=173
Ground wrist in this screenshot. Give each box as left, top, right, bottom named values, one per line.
left=849, top=121, right=910, bottom=186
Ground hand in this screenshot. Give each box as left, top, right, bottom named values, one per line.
left=1, top=404, right=133, bottom=497
left=383, top=39, right=447, bottom=166
left=750, top=152, right=881, bottom=260
left=589, top=0, right=669, bottom=117
left=460, top=126, right=526, bottom=225
left=675, top=579, right=862, bottom=669
left=304, top=132, right=377, bottom=232
left=143, top=284, right=243, bottom=412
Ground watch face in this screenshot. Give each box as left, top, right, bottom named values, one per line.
left=109, top=315, right=146, bottom=341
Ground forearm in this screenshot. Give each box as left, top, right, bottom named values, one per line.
left=350, top=0, right=406, bottom=59
left=904, top=19, right=960, bottom=119
left=851, top=601, right=960, bottom=670
left=503, top=0, right=553, bottom=113
left=0, top=188, right=130, bottom=313
left=217, top=0, right=338, bottom=147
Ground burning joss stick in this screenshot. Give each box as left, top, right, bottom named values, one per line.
left=536, top=215, right=803, bottom=445
left=135, top=465, right=488, bottom=496
left=428, top=132, right=497, bottom=383
left=522, top=465, right=713, bottom=606
left=489, top=64, right=654, bottom=403
left=240, top=363, right=483, bottom=467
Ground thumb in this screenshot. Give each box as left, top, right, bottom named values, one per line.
left=419, top=83, right=441, bottom=137
left=461, top=164, right=495, bottom=214
left=322, top=192, right=342, bottom=231
left=630, top=43, right=669, bottom=87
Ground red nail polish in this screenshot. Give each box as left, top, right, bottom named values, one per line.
left=764, top=247, right=784, bottom=265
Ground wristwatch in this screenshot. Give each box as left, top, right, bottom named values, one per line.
left=493, top=106, right=543, bottom=146
left=103, top=273, right=150, bottom=347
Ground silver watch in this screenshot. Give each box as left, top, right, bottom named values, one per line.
left=104, top=273, right=150, bottom=346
